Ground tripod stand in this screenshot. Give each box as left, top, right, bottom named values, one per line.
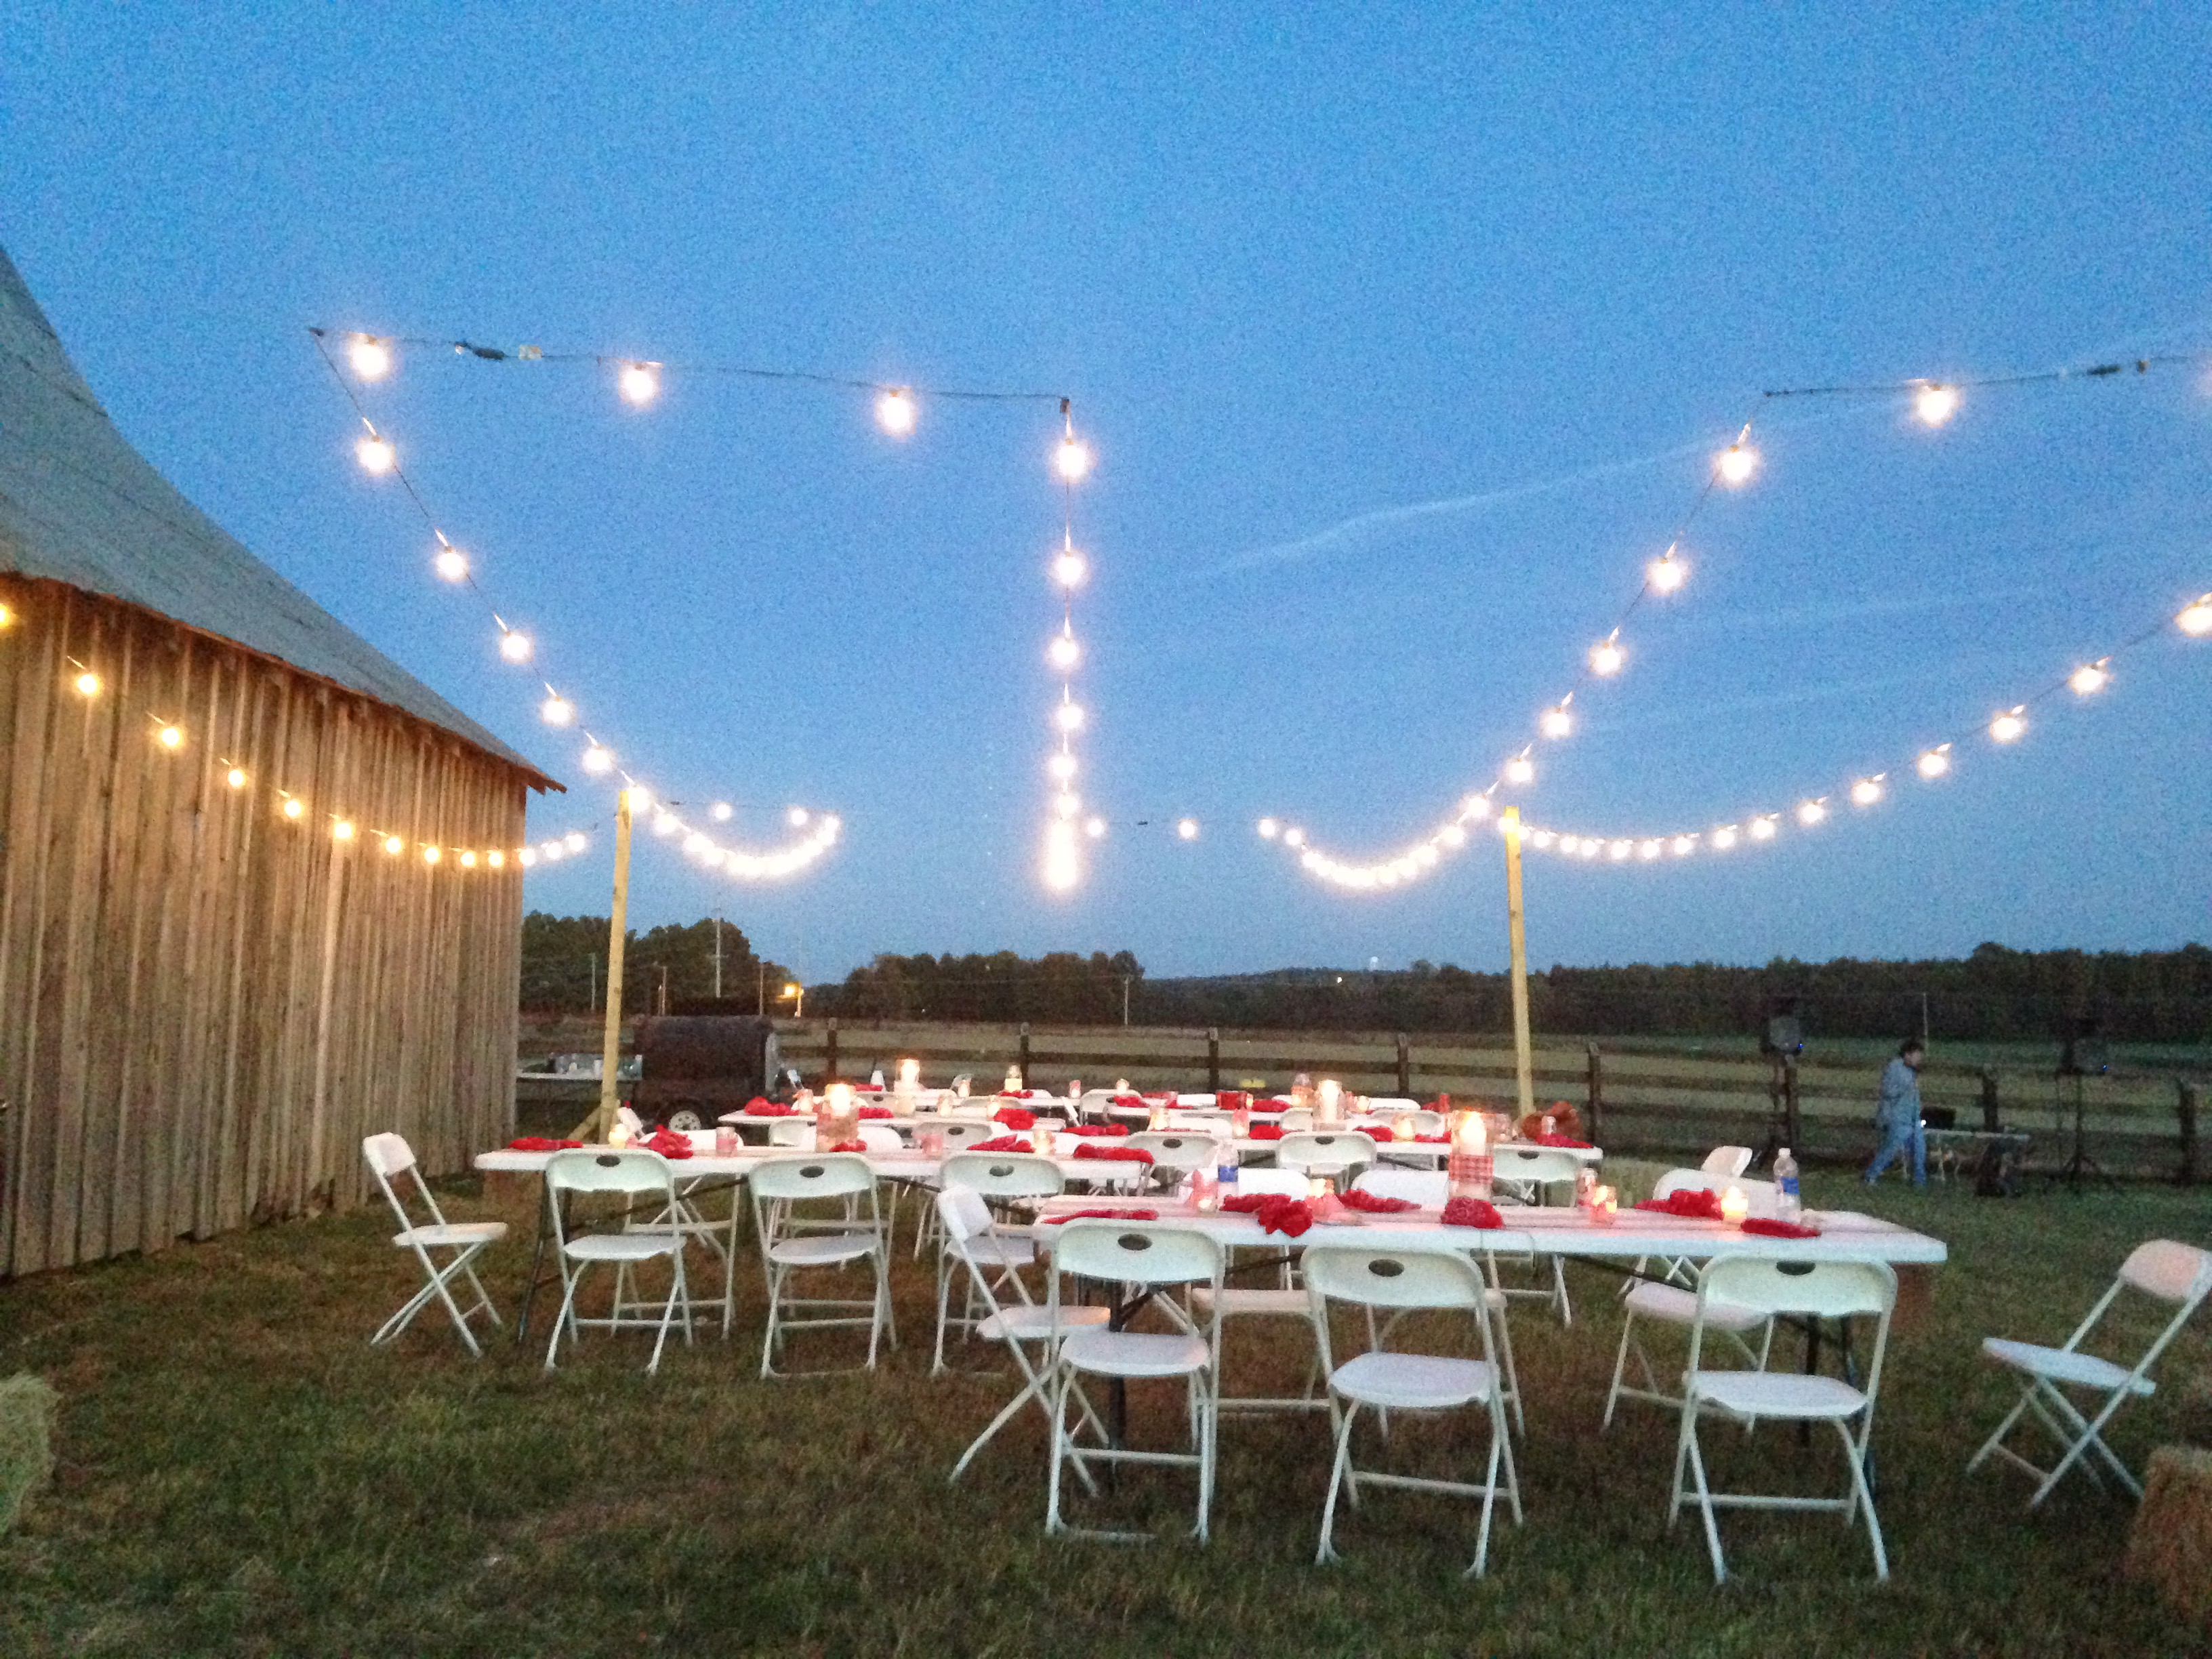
left=2048, top=1067, right=2114, bottom=1193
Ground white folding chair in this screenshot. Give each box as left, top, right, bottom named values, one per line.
left=767, top=1118, right=817, bottom=1148
left=1702, top=1145, right=1755, bottom=1179
left=1273, top=1132, right=1378, bottom=1183
left=1668, top=1256, right=1896, bottom=1584
left=1488, top=1147, right=1583, bottom=1326
left=936, top=1187, right=1111, bottom=1485
left=1044, top=1221, right=1225, bottom=1542
left=362, top=1132, right=507, bottom=1356
left=1277, top=1106, right=1315, bottom=1132
left=542, top=1149, right=693, bottom=1376
left=1604, top=1255, right=1774, bottom=1429
left=933, top=1150, right=1063, bottom=1366
left=1191, top=1168, right=1331, bottom=1416
left=750, top=1153, right=893, bottom=1378
left=1305, top=1242, right=1521, bottom=1576
left=1128, top=1131, right=1223, bottom=1190
left=1969, top=1238, right=2212, bottom=1507
left=1623, top=1169, right=1778, bottom=1294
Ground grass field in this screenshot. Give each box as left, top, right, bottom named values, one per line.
left=2, top=1170, right=2209, bottom=1656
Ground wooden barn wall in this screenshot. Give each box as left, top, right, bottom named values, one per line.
left=0, top=581, right=531, bottom=1276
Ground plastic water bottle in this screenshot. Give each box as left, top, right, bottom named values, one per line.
left=1774, top=1147, right=1801, bottom=1223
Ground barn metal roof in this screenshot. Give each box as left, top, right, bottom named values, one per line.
left=0, top=245, right=556, bottom=789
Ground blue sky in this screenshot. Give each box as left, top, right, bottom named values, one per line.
left=4, top=7, right=2208, bottom=981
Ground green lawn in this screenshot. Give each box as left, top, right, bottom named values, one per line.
left=1, top=1171, right=2208, bottom=1656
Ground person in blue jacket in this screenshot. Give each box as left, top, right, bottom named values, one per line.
left=1864, top=1037, right=1928, bottom=1186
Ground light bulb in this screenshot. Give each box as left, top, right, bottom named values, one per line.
left=517, top=846, right=537, bottom=867
left=684, top=832, right=710, bottom=855
left=333, top=820, right=354, bottom=841
left=0, top=603, right=12, bottom=628
left=625, top=787, right=651, bottom=812
left=1054, top=437, right=1092, bottom=483
left=563, top=832, right=587, bottom=852
left=2178, top=596, right=2212, bottom=636
left=2068, top=661, right=2109, bottom=696
left=487, top=849, right=505, bottom=869
left=653, top=813, right=678, bottom=836
left=1918, top=747, right=1951, bottom=779
left=1647, top=554, right=1687, bottom=593
left=356, top=435, right=396, bottom=474
left=282, top=798, right=305, bottom=819
left=157, top=724, right=184, bottom=750
left=74, top=670, right=100, bottom=697
left=499, top=630, right=531, bottom=662
left=1176, top=817, right=1200, bottom=840
left=1797, top=800, right=1827, bottom=825
left=1054, top=701, right=1086, bottom=734
left=787, top=806, right=809, bottom=828
left=226, top=766, right=247, bottom=790
left=1671, top=835, right=1695, bottom=856
left=1054, top=791, right=1081, bottom=818
left=1556, top=836, right=1578, bottom=855
left=711, top=801, right=733, bottom=821
left=1639, top=839, right=1662, bottom=860
left=1504, top=756, right=1535, bottom=785
left=348, top=336, right=391, bottom=380
left=1284, top=827, right=1306, bottom=848
left=1048, top=754, right=1078, bottom=782
left=1712, top=825, right=1739, bottom=851
left=1579, top=838, right=1600, bottom=859
left=1043, top=820, right=1081, bottom=890
left=1609, top=840, right=1633, bottom=861
left=1532, top=830, right=1555, bottom=849
left=432, top=548, right=468, bottom=583
left=1048, top=631, right=1080, bottom=670
left=1053, top=549, right=1087, bottom=588
left=423, top=844, right=441, bottom=865
left=875, top=388, right=916, bottom=436
left=1850, top=778, right=1884, bottom=807
left=619, top=363, right=659, bottom=406
left=1914, top=384, right=1959, bottom=426
left=1462, top=794, right=1492, bottom=819
left=581, top=745, right=614, bottom=774
left=541, top=841, right=564, bottom=861
left=1590, top=640, right=1625, bottom=676
left=1715, top=444, right=1758, bottom=487
left=1256, top=817, right=1279, bottom=839
left=1084, top=815, right=1107, bottom=838
left=1750, top=817, right=1778, bottom=841
left=1540, top=706, right=1572, bottom=739
left=1990, top=709, right=2027, bottom=743
left=384, top=835, right=404, bottom=855
left=819, top=815, right=840, bottom=839
left=540, top=695, right=574, bottom=726
left=1439, top=824, right=1465, bottom=848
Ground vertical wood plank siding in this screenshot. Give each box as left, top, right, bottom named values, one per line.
left=0, top=581, right=529, bottom=1275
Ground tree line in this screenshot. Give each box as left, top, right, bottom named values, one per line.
left=520, top=913, right=792, bottom=1015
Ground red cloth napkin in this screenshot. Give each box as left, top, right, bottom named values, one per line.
left=1536, top=1133, right=1594, bottom=1149
left=1414, top=1133, right=1450, bottom=1145
left=1073, top=1144, right=1153, bottom=1164
left=747, top=1101, right=796, bottom=1118
left=967, top=1135, right=1032, bottom=1153
left=994, top=1107, right=1038, bottom=1130
left=1043, top=1208, right=1160, bottom=1225
left=1357, top=1126, right=1397, bottom=1142
left=825, top=1139, right=867, bottom=1154
left=638, top=1130, right=693, bottom=1160
left=1442, top=1197, right=1504, bottom=1229
left=1109, top=1093, right=1147, bottom=1110
left=1216, top=1090, right=1250, bottom=1111
left=1062, top=1123, right=1129, bottom=1137
left=1247, top=1124, right=1286, bottom=1141
left=1636, top=1188, right=1725, bottom=1221
left=1341, top=1188, right=1416, bottom=1214
left=1221, top=1191, right=1313, bottom=1236
left=1740, top=1217, right=1823, bottom=1239
left=857, top=1105, right=895, bottom=1120
left=507, top=1136, right=581, bottom=1152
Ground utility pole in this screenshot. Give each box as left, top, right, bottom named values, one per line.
left=1121, top=975, right=1131, bottom=1027
left=757, top=959, right=766, bottom=1017
left=588, top=954, right=597, bottom=1017
left=712, top=910, right=724, bottom=1001
left=592, top=788, right=636, bottom=1141
left=1503, top=806, right=1536, bottom=1119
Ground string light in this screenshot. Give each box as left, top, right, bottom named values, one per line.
left=348, top=335, right=392, bottom=381
left=875, top=388, right=916, bottom=436
left=1850, top=777, right=1885, bottom=806
left=423, top=844, right=441, bottom=864
left=563, top=832, right=587, bottom=853
left=0, top=602, right=12, bottom=628
left=1048, top=626, right=1080, bottom=670
left=1054, top=699, right=1085, bottom=735
left=499, top=629, right=532, bottom=662
left=384, top=835, right=404, bottom=855
left=1715, top=443, right=1758, bottom=487
left=487, top=849, right=505, bottom=869
left=1042, top=819, right=1080, bottom=890
left=156, top=724, right=184, bottom=750
left=1084, top=816, right=1107, bottom=838
left=1712, top=825, right=1739, bottom=850
left=1797, top=798, right=1828, bottom=826
left=517, top=848, right=536, bottom=867
left=1647, top=552, right=1687, bottom=593
left=459, top=851, right=477, bottom=868
left=539, top=695, right=573, bottom=726
left=74, top=670, right=101, bottom=697
left=1990, top=708, right=2027, bottom=743
left=282, top=798, right=305, bottom=820
left=1918, top=745, right=1952, bottom=779
left=1053, top=538, right=1086, bottom=588
left=1589, top=638, right=1625, bottom=676
left=618, top=362, right=660, bottom=406
left=581, top=744, right=615, bottom=774
left=1504, top=755, right=1535, bottom=785
left=653, top=813, right=679, bottom=836
left=2068, top=660, right=2109, bottom=696
left=1054, top=435, right=1092, bottom=483
left=226, top=767, right=247, bottom=790
left=1257, top=817, right=1280, bottom=838
left=430, top=543, right=468, bottom=582
left=2179, top=595, right=2212, bottom=636
left=711, top=801, right=732, bottom=821
left=333, top=820, right=354, bottom=841
left=1914, top=383, right=1960, bottom=426
left=1540, top=705, right=1573, bottom=739
left=355, top=433, right=396, bottom=475
left=1177, top=818, right=1200, bottom=840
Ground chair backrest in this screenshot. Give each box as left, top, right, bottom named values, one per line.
left=1700, top=1256, right=1896, bottom=1322
left=935, top=1184, right=998, bottom=1249
left=856, top=1123, right=903, bottom=1152
left=748, top=1151, right=876, bottom=1202
left=768, top=1118, right=817, bottom=1148
left=617, top=1105, right=645, bottom=1135
left=1233, top=1168, right=1311, bottom=1198
left=1353, top=1166, right=1449, bottom=1206
left=1274, top=1132, right=1377, bottom=1172
left=1048, top=1220, right=1222, bottom=1289
left=2118, top=1240, right=2212, bottom=1305
left=1493, top=1147, right=1582, bottom=1185
left=1364, top=1096, right=1422, bottom=1115
left=1406, top=1109, right=1447, bottom=1136
left=941, top=1150, right=1064, bottom=1200
left=1303, top=1242, right=1488, bottom=1311
left=1128, top=1131, right=1222, bottom=1170
left=362, top=1131, right=417, bottom=1180
left=935, top=1120, right=1000, bottom=1148
left=1277, top=1107, right=1314, bottom=1132
left=546, top=1147, right=678, bottom=1198
left=1174, top=1092, right=1218, bottom=1108
left=1702, top=1145, right=1755, bottom=1177
left=1164, top=1111, right=1232, bottom=1138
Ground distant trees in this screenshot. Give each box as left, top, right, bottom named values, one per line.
left=811, top=950, right=1144, bottom=1024
left=518, top=913, right=791, bottom=1014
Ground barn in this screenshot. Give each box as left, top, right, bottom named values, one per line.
left=0, top=246, right=558, bottom=1275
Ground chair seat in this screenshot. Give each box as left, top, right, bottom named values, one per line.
left=1191, top=1286, right=1309, bottom=1317
left=394, top=1221, right=506, bottom=1250
left=1059, top=1328, right=1209, bottom=1378
left=562, top=1232, right=683, bottom=1263
left=769, top=1233, right=879, bottom=1268
left=979, top=1304, right=1111, bottom=1342
left=1982, top=1337, right=2156, bottom=1396
left=1692, top=1370, right=1868, bottom=1419
left=1331, top=1350, right=1494, bottom=1410
left=1624, top=1282, right=1769, bottom=1333
left=962, top=1235, right=1038, bottom=1269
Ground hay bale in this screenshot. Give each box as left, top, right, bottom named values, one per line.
left=0, top=1373, right=57, bottom=1534
left=2125, top=1444, right=2212, bottom=1629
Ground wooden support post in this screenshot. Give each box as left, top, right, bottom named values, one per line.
left=1207, top=1027, right=1221, bottom=1092
left=1502, top=806, right=1535, bottom=1119
left=1585, top=1043, right=1604, bottom=1143
left=1018, top=1022, right=1031, bottom=1088
left=1395, top=1032, right=1411, bottom=1095
left=1980, top=1067, right=2002, bottom=1133
left=591, top=787, right=636, bottom=1143
left=825, top=1018, right=839, bottom=1084
left=2179, top=1080, right=2200, bottom=1187
left=1783, top=1055, right=1802, bottom=1151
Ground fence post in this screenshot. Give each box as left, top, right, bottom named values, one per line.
left=825, top=1018, right=838, bottom=1084
left=1980, top=1067, right=2001, bottom=1132
left=2179, top=1080, right=2200, bottom=1187
left=1207, top=1027, right=1221, bottom=1092
left=1585, top=1043, right=1604, bottom=1142
left=1018, top=1022, right=1031, bottom=1088
left=1395, top=1033, right=1411, bottom=1095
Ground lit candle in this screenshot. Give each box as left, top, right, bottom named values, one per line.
left=1721, top=1185, right=1750, bottom=1226
left=1317, top=1080, right=1343, bottom=1127
left=1393, top=1111, right=1416, bottom=1143
left=899, top=1057, right=920, bottom=1091
left=1003, top=1066, right=1023, bottom=1094
left=1031, top=1125, right=1055, bottom=1156
left=1594, top=1185, right=1618, bottom=1224
left=1149, top=1101, right=1170, bottom=1131
left=1308, top=1176, right=1331, bottom=1202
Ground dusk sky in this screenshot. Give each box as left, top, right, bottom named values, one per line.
left=5, top=8, right=2208, bottom=983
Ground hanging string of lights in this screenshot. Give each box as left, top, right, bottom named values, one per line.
left=0, top=592, right=595, bottom=872
left=308, top=328, right=846, bottom=880
left=1042, top=398, right=1101, bottom=890
left=1260, top=348, right=2205, bottom=892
